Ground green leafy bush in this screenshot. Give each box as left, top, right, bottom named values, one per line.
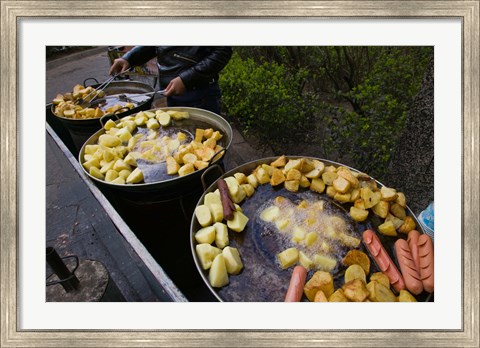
left=219, top=52, right=317, bottom=152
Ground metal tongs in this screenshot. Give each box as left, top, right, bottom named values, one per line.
left=117, top=90, right=166, bottom=103
left=75, top=68, right=131, bottom=108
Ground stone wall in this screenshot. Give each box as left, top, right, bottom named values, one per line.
left=383, top=58, right=434, bottom=215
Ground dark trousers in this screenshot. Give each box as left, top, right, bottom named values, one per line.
left=167, top=82, right=221, bottom=114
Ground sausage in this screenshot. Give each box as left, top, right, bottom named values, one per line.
left=362, top=229, right=406, bottom=293
left=217, top=178, right=235, bottom=220
left=418, top=234, right=434, bottom=293
left=407, top=230, right=421, bottom=271
left=394, top=239, right=424, bottom=295
left=285, top=265, right=307, bottom=302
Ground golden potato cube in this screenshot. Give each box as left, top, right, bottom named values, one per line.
left=333, top=176, right=351, bottom=193
left=270, top=155, right=286, bottom=167
left=372, top=200, right=390, bottom=218
left=314, top=254, right=337, bottom=272
left=334, top=192, right=351, bottom=203
left=99, top=134, right=121, bottom=148
left=366, top=281, right=396, bottom=302
left=378, top=220, right=398, bottom=236
left=343, top=279, right=370, bottom=302
left=203, top=137, right=216, bottom=149
left=113, top=159, right=131, bottom=172
left=299, top=158, right=316, bottom=173
left=303, top=271, right=334, bottom=301
left=284, top=159, right=301, bottom=172
left=349, top=206, right=369, bottom=222
left=305, top=167, right=322, bottom=179
left=126, top=168, right=144, bottom=184
left=118, top=169, right=131, bottom=180
left=166, top=156, right=180, bottom=175
left=213, top=222, right=229, bottom=249
left=344, top=264, right=366, bottom=284
left=195, top=226, right=216, bottom=244
left=226, top=211, right=249, bottom=232
left=337, top=167, right=359, bottom=188
left=326, top=186, right=337, bottom=198
left=178, top=163, right=195, bottom=176
left=157, top=112, right=171, bottom=126
left=370, top=272, right=390, bottom=288
left=247, top=174, right=259, bottom=188
left=209, top=254, right=229, bottom=288
left=105, top=170, right=119, bottom=183
left=241, top=183, right=255, bottom=197
left=195, top=205, right=213, bottom=227
left=310, top=178, right=326, bottom=193
left=286, top=169, right=302, bottom=181
left=168, top=110, right=190, bottom=120
left=398, top=216, right=416, bottom=234
left=314, top=290, right=329, bottom=302
left=82, top=157, right=100, bottom=171
left=260, top=206, right=280, bottom=222
left=305, top=232, right=318, bottom=247
left=299, top=175, right=310, bottom=188
left=328, top=289, right=348, bottom=302
left=398, top=289, right=417, bottom=302
left=110, top=176, right=125, bottom=185
left=360, top=187, right=381, bottom=209
left=285, top=180, right=300, bottom=192
left=89, top=166, right=104, bottom=180
left=380, top=186, right=398, bottom=201
left=196, top=243, right=222, bottom=270
left=222, top=246, right=244, bottom=275
left=354, top=198, right=367, bottom=210
left=338, top=234, right=361, bottom=248
left=342, top=249, right=370, bottom=275
left=299, top=251, right=314, bottom=270
left=195, top=128, right=205, bottom=142
left=322, top=171, right=338, bottom=186
left=395, top=192, right=407, bottom=207
left=350, top=188, right=361, bottom=202
left=103, top=119, right=117, bottom=131
left=255, top=167, right=270, bottom=185
left=123, top=154, right=137, bottom=167
left=390, top=203, right=407, bottom=219
left=292, top=226, right=307, bottom=243
left=277, top=248, right=299, bottom=269
left=270, top=168, right=286, bottom=186
left=146, top=118, right=160, bottom=130
left=233, top=172, right=248, bottom=185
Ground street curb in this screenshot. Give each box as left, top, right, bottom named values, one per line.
left=47, top=46, right=107, bottom=70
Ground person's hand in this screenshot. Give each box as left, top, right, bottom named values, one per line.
left=163, top=77, right=186, bottom=97
left=109, top=58, right=130, bottom=75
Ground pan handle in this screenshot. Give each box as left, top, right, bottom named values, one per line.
left=98, top=109, right=124, bottom=128
left=83, top=77, right=99, bottom=87
left=201, top=164, right=224, bottom=192
left=209, top=147, right=227, bottom=165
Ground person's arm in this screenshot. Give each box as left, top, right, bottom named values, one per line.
left=109, top=46, right=157, bottom=75
left=178, top=47, right=233, bottom=89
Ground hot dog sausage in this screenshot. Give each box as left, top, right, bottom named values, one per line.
left=407, top=230, right=421, bottom=271
left=285, top=265, right=307, bottom=302
left=363, top=229, right=406, bottom=293
left=217, top=178, right=235, bottom=220
left=418, top=234, right=434, bottom=293
left=394, top=239, right=424, bottom=295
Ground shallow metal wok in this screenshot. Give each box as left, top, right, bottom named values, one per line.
left=78, top=107, right=232, bottom=201
left=190, top=156, right=431, bottom=302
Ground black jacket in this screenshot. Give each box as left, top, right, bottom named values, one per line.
left=122, top=46, right=232, bottom=89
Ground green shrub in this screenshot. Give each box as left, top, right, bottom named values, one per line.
left=219, top=52, right=317, bottom=152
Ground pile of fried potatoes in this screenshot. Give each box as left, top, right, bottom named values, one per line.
left=52, top=84, right=134, bottom=119
left=304, top=249, right=417, bottom=302
left=255, top=155, right=415, bottom=237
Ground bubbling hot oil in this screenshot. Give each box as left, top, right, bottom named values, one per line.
left=258, top=192, right=360, bottom=273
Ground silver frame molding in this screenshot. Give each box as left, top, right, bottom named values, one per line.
left=1, top=1, right=478, bottom=347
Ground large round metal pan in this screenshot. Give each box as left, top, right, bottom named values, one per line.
left=78, top=107, right=232, bottom=199
left=190, top=156, right=432, bottom=302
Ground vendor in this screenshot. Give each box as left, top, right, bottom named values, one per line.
left=109, top=46, right=232, bottom=114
